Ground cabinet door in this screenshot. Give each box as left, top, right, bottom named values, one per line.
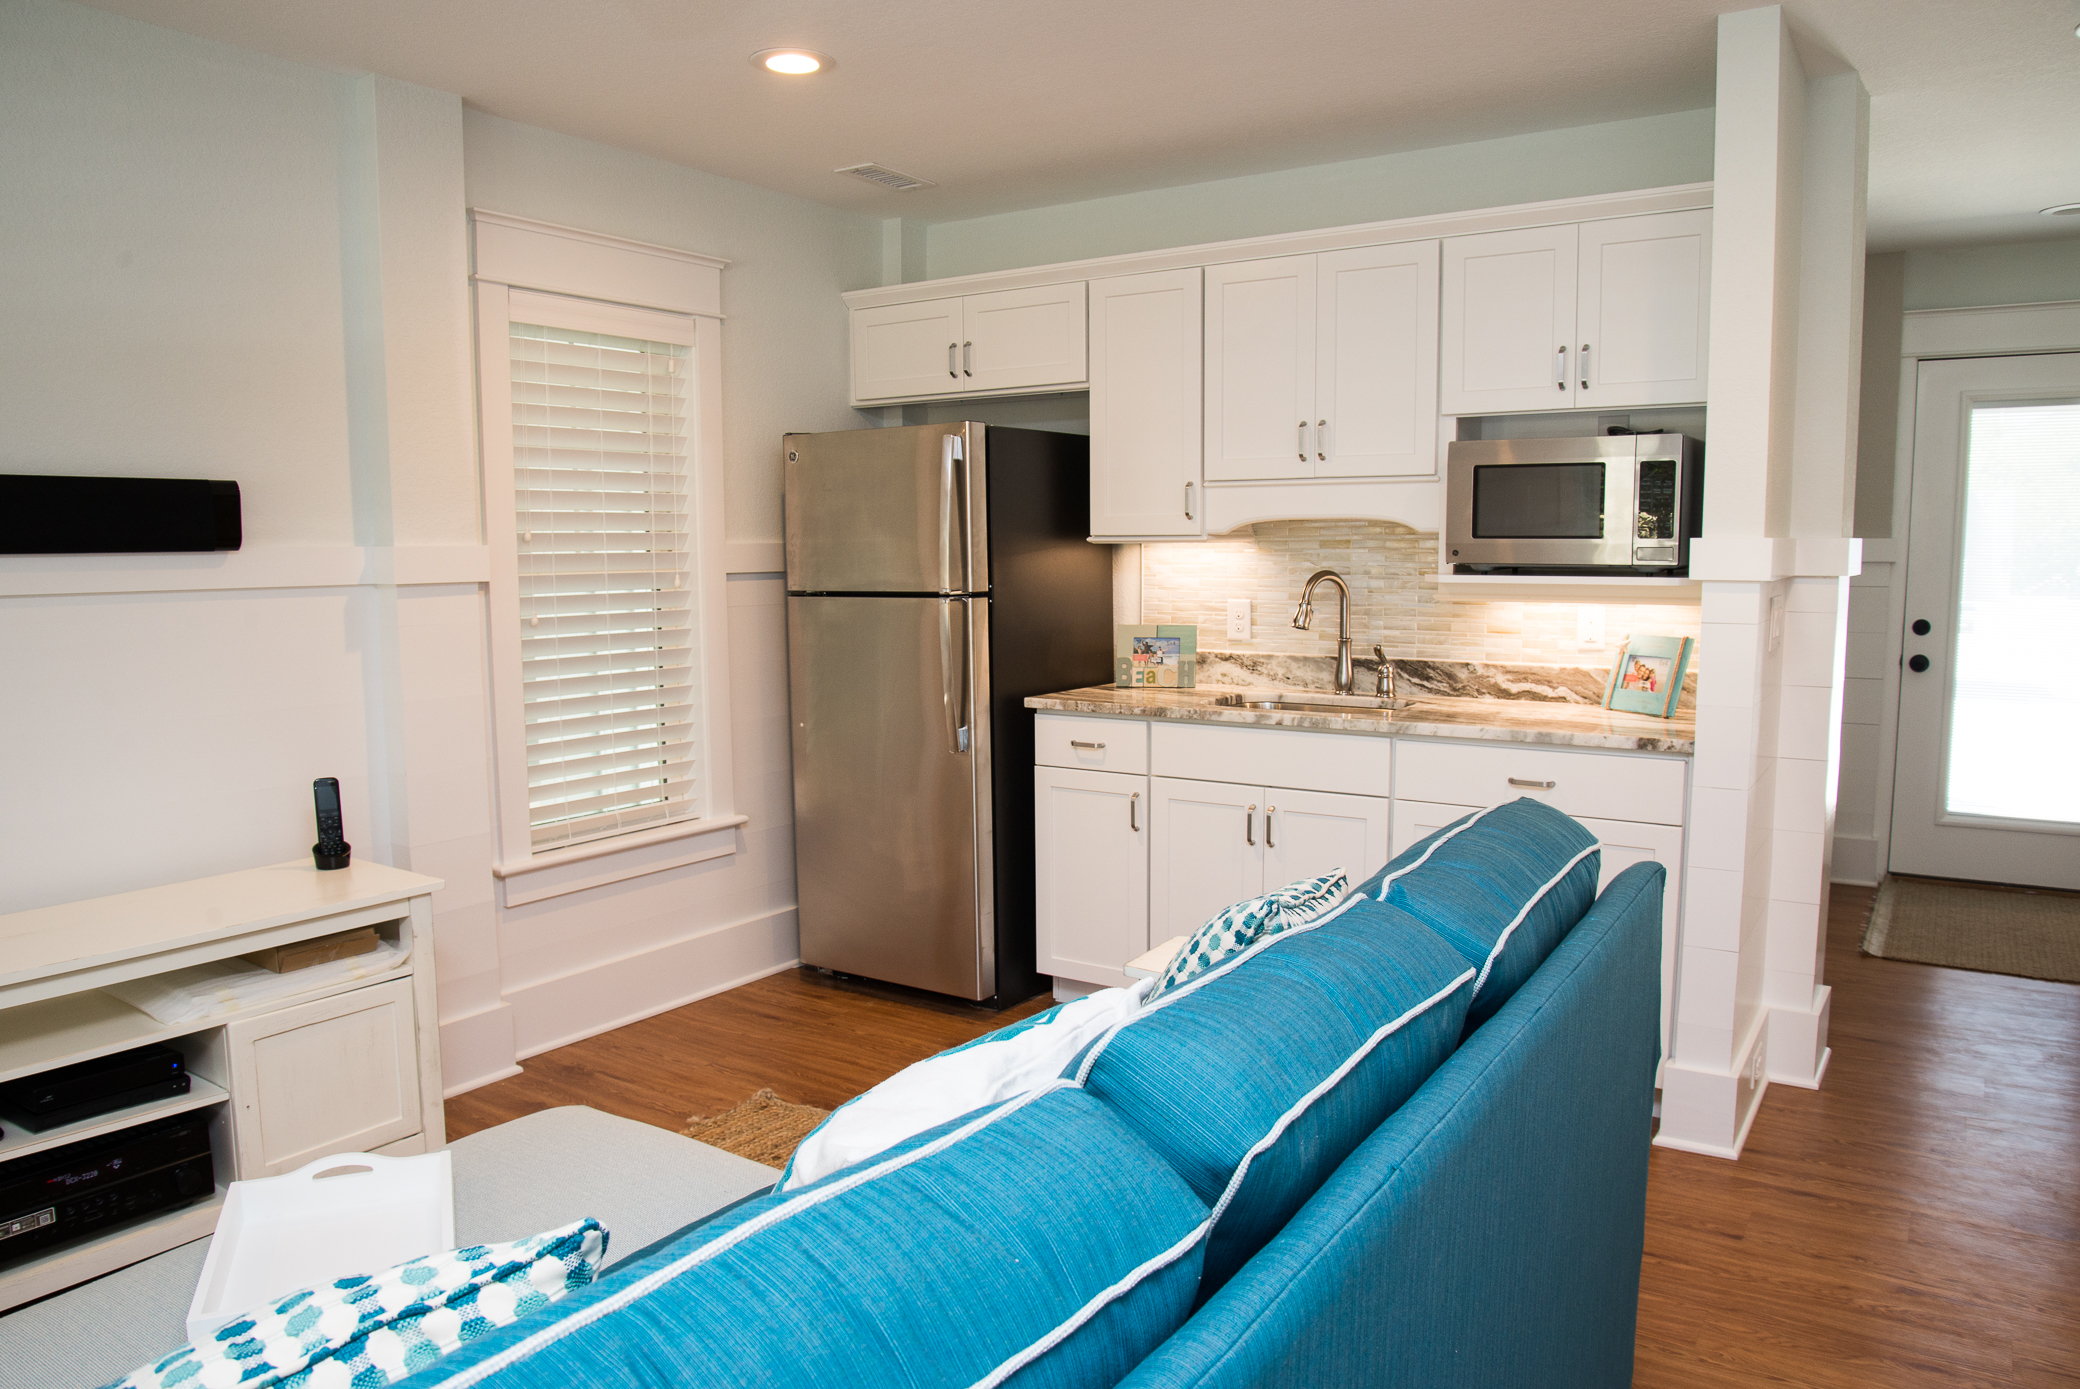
left=1390, top=800, right=1684, bottom=1065
left=1035, top=766, right=1149, bottom=988
left=1089, top=268, right=1204, bottom=538
left=1315, top=242, right=1439, bottom=478
left=1149, top=776, right=1264, bottom=942
left=1576, top=210, right=1711, bottom=408
left=1262, top=787, right=1394, bottom=892
left=1440, top=225, right=1578, bottom=414
left=1204, top=256, right=1316, bottom=481
left=224, top=977, right=421, bottom=1178
left=960, top=283, right=1088, bottom=394
left=852, top=297, right=964, bottom=402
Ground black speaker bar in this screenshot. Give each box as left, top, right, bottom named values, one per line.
left=0, top=475, right=242, bottom=554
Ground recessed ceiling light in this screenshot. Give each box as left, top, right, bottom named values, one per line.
left=754, top=48, right=830, bottom=75
left=2042, top=202, right=2080, bottom=217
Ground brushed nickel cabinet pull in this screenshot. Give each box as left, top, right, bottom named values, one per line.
left=1069, top=740, right=1105, bottom=750
left=963, top=340, right=973, bottom=376
left=1579, top=343, right=1590, bottom=391
left=949, top=342, right=958, bottom=379
left=1245, top=804, right=1257, bottom=846
left=1266, top=806, right=1276, bottom=848
left=1555, top=344, right=1568, bottom=390
left=1316, top=422, right=1326, bottom=461
left=1129, top=791, right=1139, bottom=832
left=1508, top=777, right=1557, bottom=790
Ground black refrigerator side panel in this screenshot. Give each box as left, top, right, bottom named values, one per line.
left=980, top=427, right=1113, bottom=1006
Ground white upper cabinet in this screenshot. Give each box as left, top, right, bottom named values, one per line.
left=1575, top=211, right=1712, bottom=408
left=1205, top=256, right=1317, bottom=482
left=850, top=282, right=1086, bottom=404
left=1205, top=242, right=1440, bottom=483
left=1089, top=268, right=1204, bottom=539
left=851, top=296, right=966, bottom=402
left=1441, top=210, right=1711, bottom=414
left=961, top=283, right=1088, bottom=394
left=1315, top=242, right=1441, bottom=478
left=1440, top=225, right=1580, bottom=415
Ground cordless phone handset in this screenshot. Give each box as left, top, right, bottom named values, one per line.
left=312, top=777, right=352, bottom=870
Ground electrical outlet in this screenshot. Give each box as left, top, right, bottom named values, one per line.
left=1226, top=599, right=1252, bottom=641
left=1576, top=604, right=1606, bottom=648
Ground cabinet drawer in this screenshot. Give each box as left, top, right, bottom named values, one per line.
left=1036, top=715, right=1148, bottom=773
left=1393, top=739, right=1685, bottom=826
left=1150, top=722, right=1392, bottom=797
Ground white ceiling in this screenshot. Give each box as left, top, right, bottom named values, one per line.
left=74, top=0, right=2080, bottom=249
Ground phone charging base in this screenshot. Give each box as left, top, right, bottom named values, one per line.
left=313, top=843, right=352, bottom=871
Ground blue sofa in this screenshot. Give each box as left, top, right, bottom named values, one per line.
left=395, top=800, right=1662, bottom=1389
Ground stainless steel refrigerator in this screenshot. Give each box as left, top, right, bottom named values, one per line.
left=784, top=422, right=1111, bottom=1005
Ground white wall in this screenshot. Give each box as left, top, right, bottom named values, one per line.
left=0, top=0, right=884, bottom=1099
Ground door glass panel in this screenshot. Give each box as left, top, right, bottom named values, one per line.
left=1945, top=399, right=2080, bottom=824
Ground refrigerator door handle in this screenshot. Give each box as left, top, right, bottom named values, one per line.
left=940, top=598, right=971, bottom=754
left=939, top=433, right=967, bottom=594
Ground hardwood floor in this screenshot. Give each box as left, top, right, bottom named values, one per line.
left=444, top=969, right=1055, bottom=1140
left=1635, top=883, right=2080, bottom=1388
left=445, top=887, right=2080, bottom=1385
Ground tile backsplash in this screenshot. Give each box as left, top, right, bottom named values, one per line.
left=1134, top=519, right=1703, bottom=672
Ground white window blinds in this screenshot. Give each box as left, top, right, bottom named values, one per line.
left=509, top=320, right=701, bottom=850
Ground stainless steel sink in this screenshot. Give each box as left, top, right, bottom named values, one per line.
left=1213, top=692, right=1417, bottom=714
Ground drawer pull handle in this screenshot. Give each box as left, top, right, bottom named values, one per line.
left=1508, top=777, right=1557, bottom=790
left=1069, top=740, right=1106, bottom=750
left=1129, top=791, right=1139, bottom=832
left=1245, top=804, right=1256, bottom=846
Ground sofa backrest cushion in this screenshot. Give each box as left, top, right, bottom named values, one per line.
left=1357, top=797, right=1602, bottom=1032
left=390, top=1087, right=1209, bottom=1389
left=1075, top=900, right=1474, bottom=1296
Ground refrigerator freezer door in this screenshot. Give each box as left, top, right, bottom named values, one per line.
left=788, top=594, right=993, bottom=999
left=784, top=424, right=989, bottom=594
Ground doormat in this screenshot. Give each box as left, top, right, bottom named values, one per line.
left=683, top=1089, right=829, bottom=1167
left=1861, top=875, right=2080, bottom=984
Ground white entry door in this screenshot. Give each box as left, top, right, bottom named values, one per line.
left=1891, top=353, right=2080, bottom=889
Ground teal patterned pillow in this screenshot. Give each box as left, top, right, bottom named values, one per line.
left=1153, top=869, right=1349, bottom=997
left=103, top=1218, right=606, bottom=1389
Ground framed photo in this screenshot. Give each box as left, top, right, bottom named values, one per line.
left=1604, top=635, right=1693, bottom=718
left=1115, top=624, right=1198, bottom=688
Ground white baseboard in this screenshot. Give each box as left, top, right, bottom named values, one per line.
left=507, top=906, right=801, bottom=1061
left=1655, top=1015, right=1770, bottom=1159
left=438, top=1000, right=520, bottom=1097
left=1830, top=833, right=1880, bottom=886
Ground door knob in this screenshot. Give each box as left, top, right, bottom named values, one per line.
left=1908, top=654, right=1930, bottom=673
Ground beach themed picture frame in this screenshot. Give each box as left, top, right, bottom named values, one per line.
left=1116, top=624, right=1198, bottom=688
left=1603, top=634, right=1693, bottom=718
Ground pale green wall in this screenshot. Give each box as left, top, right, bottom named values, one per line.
left=1901, top=237, right=2080, bottom=311
left=923, top=109, right=1715, bottom=279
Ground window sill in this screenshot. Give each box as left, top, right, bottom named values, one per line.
left=493, top=814, right=749, bottom=907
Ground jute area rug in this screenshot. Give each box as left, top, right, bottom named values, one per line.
left=683, top=1089, right=829, bottom=1167
left=1861, top=875, right=2080, bottom=985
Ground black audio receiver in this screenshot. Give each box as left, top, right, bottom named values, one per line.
left=0, top=1113, right=215, bottom=1265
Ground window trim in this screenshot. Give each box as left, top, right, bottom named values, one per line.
left=471, top=212, right=738, bottom=906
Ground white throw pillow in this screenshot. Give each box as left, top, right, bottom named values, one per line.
left=778, top=979, right=1153, bottom=1191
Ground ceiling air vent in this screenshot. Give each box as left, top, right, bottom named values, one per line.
left=836, top=163, right=934, bottom=191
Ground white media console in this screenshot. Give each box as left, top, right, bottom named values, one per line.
left=0, top=860, right=445, bottom=1312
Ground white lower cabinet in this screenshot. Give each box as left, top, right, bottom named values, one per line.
left=1150, top=776, right=1392, bottom=942
left=1389, top=799, right=1685, bottom=1061
left=224, top=976, right=423, bottom=1178
left=1035, top=765, right=1150, bottom=989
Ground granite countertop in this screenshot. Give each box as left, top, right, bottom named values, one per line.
left=1025, top=685, right=1695, bottom=755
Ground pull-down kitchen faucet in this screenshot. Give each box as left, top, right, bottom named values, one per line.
left=1291, top=569, right=1355, bottom=695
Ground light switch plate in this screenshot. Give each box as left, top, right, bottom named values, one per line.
left=1226, top=599, right=1251, bottom=641
left=1576, top=604, right=1606, bottom=648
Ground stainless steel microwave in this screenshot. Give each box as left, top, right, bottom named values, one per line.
left=1445, top=434, right=1702, bottom=574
